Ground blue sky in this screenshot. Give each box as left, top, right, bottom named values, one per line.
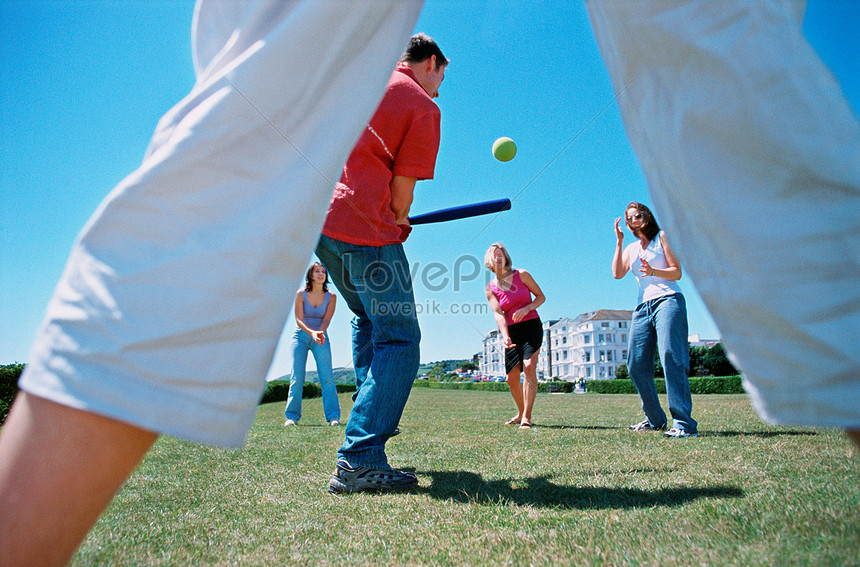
left=2, top=1, right=857, bottom=380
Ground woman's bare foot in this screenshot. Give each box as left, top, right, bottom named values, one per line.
left=504, top=416, right=521, bottom=425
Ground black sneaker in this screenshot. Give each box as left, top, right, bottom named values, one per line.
left=328, top=460, right=417, bottom=494
left=628, top=419, right=666, bottom=432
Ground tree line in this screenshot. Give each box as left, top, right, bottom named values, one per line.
left=615, top=343, right=738, bottom=379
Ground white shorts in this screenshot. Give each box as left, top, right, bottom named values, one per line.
left=19, top=0, right=424, bottom=447
left=588, top=0, right=860, bottom=428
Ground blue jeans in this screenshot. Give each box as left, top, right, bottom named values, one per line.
left=627, top=293, right=697, bottom=433
left=285, top=328, right=340, bottom=422
left=315, top=235, right=421, bottom=469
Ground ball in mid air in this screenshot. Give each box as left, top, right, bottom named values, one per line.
left=492, top=137, right=517, bottom=162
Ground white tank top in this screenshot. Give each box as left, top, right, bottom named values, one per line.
left=626, top=231, right=682, bottom=305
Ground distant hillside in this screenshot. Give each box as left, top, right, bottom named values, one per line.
left=273, top=360, right=473, bottom=384
left=270, top=367, right=356, bottom=384
left=418, top=359, right=474, bottom=375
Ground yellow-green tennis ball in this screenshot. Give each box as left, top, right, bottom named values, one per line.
left=492, top=137, right=517, bottom=162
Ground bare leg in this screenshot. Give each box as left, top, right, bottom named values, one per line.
left=505, top=366, right=524, bottom=424
left=0, top=392, right=157, bottom=567
left=520, top=355, right=539, bottom=428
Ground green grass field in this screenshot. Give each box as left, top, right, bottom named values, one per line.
left=72, top=390, right=859, bottom=566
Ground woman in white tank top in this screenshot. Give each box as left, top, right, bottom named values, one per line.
left=612, top=202, right=698, bottom=438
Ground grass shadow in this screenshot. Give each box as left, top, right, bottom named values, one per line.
left=521, top=425, right=819, bottom=437
left=526, top=424, right=620, bottom=431
left=416, top=470, right=743, bottom=510
left=705, top=430, right=818, bottom=438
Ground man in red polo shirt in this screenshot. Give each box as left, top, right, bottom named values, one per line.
left=316, top=33, right=447, bottom=494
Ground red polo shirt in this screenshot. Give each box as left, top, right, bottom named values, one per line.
left=322, top=64, right=441, bottom=246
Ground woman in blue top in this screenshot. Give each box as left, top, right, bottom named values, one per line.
left=284, top=262, right=341, bottom=426
left=612, top=202, right=698, bottom=438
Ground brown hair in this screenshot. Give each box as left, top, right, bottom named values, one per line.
left=625, top=202, right=661, bottom=242
left=304, top=262, right=329, bottom=292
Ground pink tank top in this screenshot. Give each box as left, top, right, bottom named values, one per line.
left=488, top=270, right=539, bottom=327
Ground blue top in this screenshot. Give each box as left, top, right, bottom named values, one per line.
left=302, top=291, right=330, bottom=331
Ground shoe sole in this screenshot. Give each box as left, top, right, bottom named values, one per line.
left=328, top=473, right=418, bottom=494
left=328, top=477, right=418, bottom=494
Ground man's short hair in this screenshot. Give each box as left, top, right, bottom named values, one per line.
left=400, top=33, right=448, bottom=69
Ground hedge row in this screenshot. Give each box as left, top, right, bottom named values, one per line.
left=0, top=370, right=355, bottom=425
left=412, top=379, right=579, bottom=394
left=414, top=376, right=744, bottom=395
left=585, top=375, right=743, bottom=394
left=0, top=368, right=744, bottom=426
left=259, top=380, right=356, bottom=404
left=1, top=364, right=24, bottom=424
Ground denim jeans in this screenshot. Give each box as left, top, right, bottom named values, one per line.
left=285, top=328, right=340, bottom=423
left=627, top=293, right=697, bottom=433
left=315, top=235, right=421, bottom=469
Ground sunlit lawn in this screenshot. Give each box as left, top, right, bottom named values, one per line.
left=72, top=389, right=859, bottom=566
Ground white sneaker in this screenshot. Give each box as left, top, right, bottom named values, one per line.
left=284, top=419, right=297, bottom=426
left=664, top=428, right=698, bottom=438
left=329, top=419, right=341, bottom=426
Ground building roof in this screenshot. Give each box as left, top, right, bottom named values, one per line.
left=577, top=309, right=633, bottom=322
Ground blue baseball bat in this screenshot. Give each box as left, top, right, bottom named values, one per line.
left=408, top=198, right=511, bottom=225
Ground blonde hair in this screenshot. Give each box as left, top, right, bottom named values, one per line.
left=484, top=242, right=512, bottom=271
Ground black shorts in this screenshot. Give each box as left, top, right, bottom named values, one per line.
left=505, top=317, right=543, bottom=374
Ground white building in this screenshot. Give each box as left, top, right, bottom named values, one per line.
left=479, top=310, right=633, bottom=381
left=481, top=319, right=559, bottom=381
left=558, top=309, right=632, bottom=381
left=542, top=317, right=576, bottom=380
left=536, top=319, right=559, bottom=381
left=688, top=334, right=720, bottom=348
left=478, top=310, right=723, bottom=382
left=481, top=329, right=505, bottom=379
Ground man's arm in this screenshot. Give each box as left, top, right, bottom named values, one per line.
left=391, top=175, right=417, bottom=225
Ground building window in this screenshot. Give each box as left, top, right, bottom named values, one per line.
left=583, top=351, right=591, bottom=363
left=622, top=350, right=627, bottom=360
left=599, top=350, right=606, bottom=362
left=562, top=336, right=567, bottom=344
left=585, top=367, right=592, bottom=378
left=601, top=322, right=610, bottom=329
left=563, top=351, right=568, bottom=360
left=621, top=334, right=627, bottom=343
left=607, top=351, right=614, bottom=362
left=619, top=321, right=628, bottom=328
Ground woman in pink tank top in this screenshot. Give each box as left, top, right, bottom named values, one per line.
left=484, top=242, right=546, bottom=429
